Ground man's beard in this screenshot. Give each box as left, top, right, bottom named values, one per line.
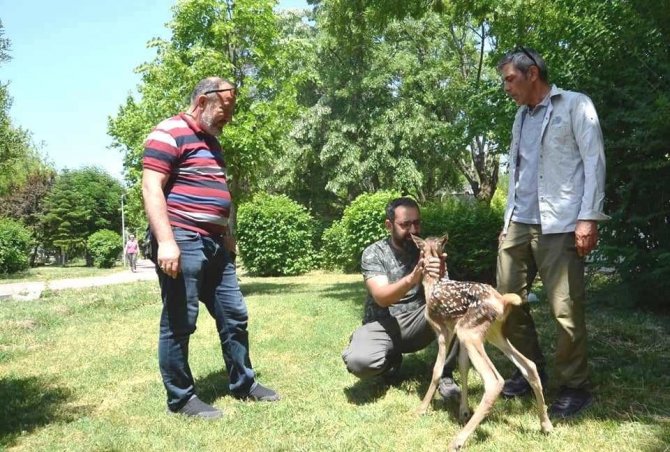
left=392, top=233, right=415, bottom=252
left=201, top=108, right=223, bottom=136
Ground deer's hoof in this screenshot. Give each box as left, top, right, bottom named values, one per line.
left=541, top=420, right=553, bottom=434
left=448, top=439, right=465, bottom=451
left=458, top=407, right=471, bottom=423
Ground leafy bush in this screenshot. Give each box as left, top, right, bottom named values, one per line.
left=422, top=198, right=503, bottom=284
left=319, top=219, right=348, bottom=270
left=320, top=191, right=400, bottom=272
left=237, top=193, right=315, bottom=276
left=0, top=218, right=33, bottom=274
left=87, top=229, right=123, bottom=268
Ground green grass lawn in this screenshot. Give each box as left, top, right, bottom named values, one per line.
left=0, top=271, right=668, bottom=451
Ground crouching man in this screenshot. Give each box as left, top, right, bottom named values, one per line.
left=342, top=197, right=460, bottom=399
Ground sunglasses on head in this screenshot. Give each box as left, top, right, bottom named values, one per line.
left=515, top=46, right=538, bottom=67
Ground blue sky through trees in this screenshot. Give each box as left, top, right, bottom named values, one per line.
left=1, top=0, right=308, bottom=180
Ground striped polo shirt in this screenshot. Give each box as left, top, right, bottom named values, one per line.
left=143, top=113, right=232, bottom=236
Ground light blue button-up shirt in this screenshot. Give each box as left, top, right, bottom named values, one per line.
left=511, top=93, right=551, bottom=225
left=503, top=86, right=610, bottom=234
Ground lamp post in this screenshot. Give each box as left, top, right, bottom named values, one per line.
left=121, top=193, right=126, bottom=268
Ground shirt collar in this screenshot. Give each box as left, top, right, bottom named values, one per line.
left=523, top=85, right=555, bottom=116
left=538, top=89, right=552, bottom=107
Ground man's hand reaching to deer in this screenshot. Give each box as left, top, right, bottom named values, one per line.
left=406, top=251, right=446, bottom=286
left=405, top=257, right=425, bottom=287
left=423, top=253, right=446, bottom=279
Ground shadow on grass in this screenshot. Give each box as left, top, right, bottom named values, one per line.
left=0, top=376, right=78, bottom=448
left=195, top=368, right=231, bottom=403
left=320, top=281, right=366, bottom=303
left=343, top=352, right=440, bottom=406
left=241, top=280, right=366, bottom=304
left=241, top=282, right=307, bottom=297
left=196, top=368, right=275, bottom=403
left=344, top=377, right=391, bottom=405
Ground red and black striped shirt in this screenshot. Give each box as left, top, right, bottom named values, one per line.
left=143, top=113, right=232, bottom=236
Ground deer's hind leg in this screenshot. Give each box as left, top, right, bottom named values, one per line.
left=449, top=328, right=504, bottom=450
left=449, top=331, right=504, bottom=451
left=417, top=318, right=454, bottom=415
left=487, top=324, right=553, bottom=434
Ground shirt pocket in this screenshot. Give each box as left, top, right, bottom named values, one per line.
left=545, top=122, right=573, bottom=148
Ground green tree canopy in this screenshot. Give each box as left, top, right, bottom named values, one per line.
left=40, top=167, right=124, bottom=261
left=0, top=20, right=51, bottom=199
left=108, top=0, right=670, bottom=307
left=274, top=1, right=515, bottom=217
left=108, top=0, right=315, bottom=228
left=0, top=19, right=57, bottom=267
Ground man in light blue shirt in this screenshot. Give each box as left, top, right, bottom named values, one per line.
left=496, top=48, right=609, bottom=419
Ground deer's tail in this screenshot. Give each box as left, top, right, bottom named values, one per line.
left=501, top=293, right=523, bottom=306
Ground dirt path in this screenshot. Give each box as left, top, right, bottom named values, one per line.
left=0, top=259, right=158, bottom=301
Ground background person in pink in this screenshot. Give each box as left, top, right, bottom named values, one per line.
left=125, top=234, right=139, bottom=272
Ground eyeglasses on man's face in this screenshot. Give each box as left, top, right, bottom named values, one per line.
left=395, top=219, right=421, bottom=229
left=204, top=87, right=237, bottom=114
left=204, top=87, right=237, bottom=96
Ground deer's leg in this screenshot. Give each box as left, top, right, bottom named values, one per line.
left=457, top=339, right=471, bottom=422
left=449, top=334, right=503, bottom=451
left=488, top=325, right=553, bottom=434
left=417, top=322, right=453, bottom=415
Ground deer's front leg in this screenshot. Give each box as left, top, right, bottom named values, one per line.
left=457, top=339, right=471, bottom=423
left=417, top=330, right=448, bottom=415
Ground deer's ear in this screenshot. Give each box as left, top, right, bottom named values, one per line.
left=411, top=234, right=424, bottom=249
left=439, top=233, right=449, bottom=248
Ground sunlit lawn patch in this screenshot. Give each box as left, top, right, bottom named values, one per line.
left=0, top=271, right=667, bottom=451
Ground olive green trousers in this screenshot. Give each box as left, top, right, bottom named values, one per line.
left=497, top=222, right=590, bottom=389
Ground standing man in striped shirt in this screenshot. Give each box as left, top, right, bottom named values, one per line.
left=142, top=77, right=279, bottom=419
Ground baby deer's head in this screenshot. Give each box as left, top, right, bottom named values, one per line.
left=411, top=234, right=449, bottom=280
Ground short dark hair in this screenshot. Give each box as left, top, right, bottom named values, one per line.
left=386, top=197, right=420, bottom=222
left=497, top=47, right=549, bottom=83
left=190, top=77, right=235, bottom=104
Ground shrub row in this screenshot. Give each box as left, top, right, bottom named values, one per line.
left=0, top=192, right=503, bottom=277
left=421, top=198, right=503, bottom=284
left=319, top=191, right=400, bottom=273
left=0, top=219, right=123, bottom=273
left=236, top=192, right=503, bottom=280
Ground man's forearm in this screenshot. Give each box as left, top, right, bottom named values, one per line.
left=371, top=274, right=417, bottom=308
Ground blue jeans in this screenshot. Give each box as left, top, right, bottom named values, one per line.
left=157, top=227, right=255, bottom=411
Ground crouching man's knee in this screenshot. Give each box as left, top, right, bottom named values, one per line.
left=342, top=345, right=386, bottom=379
